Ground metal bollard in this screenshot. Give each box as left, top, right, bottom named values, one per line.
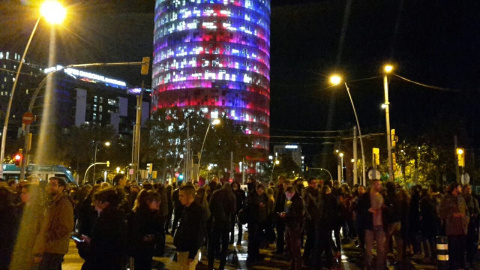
left=436, top=236, right=448, bottom=270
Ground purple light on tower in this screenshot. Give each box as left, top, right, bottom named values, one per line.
left=152, top=0, right=271, bottom=154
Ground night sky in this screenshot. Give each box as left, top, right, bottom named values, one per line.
left=1, top=0, right=480, bottom=161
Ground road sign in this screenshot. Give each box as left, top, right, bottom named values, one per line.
left=22, top=112, right=34, bottom=125
left=368, top=169, right=381, bottom=180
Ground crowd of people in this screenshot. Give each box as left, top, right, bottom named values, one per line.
left=0, top=174, right=479, bottom=270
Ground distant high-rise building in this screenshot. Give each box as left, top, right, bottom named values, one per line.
left=152, top=0, right=271, bottom=156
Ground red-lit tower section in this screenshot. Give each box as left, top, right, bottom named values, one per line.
left=152, top=0, right=270, bottom=156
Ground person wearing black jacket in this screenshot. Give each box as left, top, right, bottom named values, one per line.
left=274, top=175, right=287, bottom=254
left=302, top=178, right=319, bottom=265
left=171, top=185, right=184, bottom=236
left=80, top=188, right=127, bottom=270
left=279, top=186, right=304, bottom=270
left=174, top=185, right=207, bottom=270
left=208, top=183, right=236, bottom=270
left=245, top=183, right=268, bottom=266
left=129, top=190, right=162, bottom=270
left=384, top=181, right=406, bottom=266
left=0, top=187, right=16, bottom=270
left=231, top=181, right=246, bottom=245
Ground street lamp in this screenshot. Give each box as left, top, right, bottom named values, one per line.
left=270, top=159, right=280, bottom=181
left=197, top=118, right=221, bottom=181
left=329, top=74, right=367, bottom=185
left=93, top=141, right=111, bottom=181
left=383, top=64, right=394, bottom=181
left=0, top=0, right=66, bottom=177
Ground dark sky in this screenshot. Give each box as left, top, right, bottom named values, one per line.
left=2, top=0, right=480, bottom=159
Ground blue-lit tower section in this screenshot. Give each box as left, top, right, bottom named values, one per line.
left=152, top=0, right=270, bottom=154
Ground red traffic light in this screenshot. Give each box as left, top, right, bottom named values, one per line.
left=14, top=153, right=22, bottom=167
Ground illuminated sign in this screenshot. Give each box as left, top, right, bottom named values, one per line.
left=285, top=145, right=298, bottom=149
left=44, top=65, right=127, bottom=88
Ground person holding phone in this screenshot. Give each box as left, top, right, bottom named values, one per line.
left=129, top=190, right=162, bottom=270
left=80, top=188, right=127, bottom=270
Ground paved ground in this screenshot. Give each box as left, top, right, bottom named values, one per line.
left=63, top=230, right=479, bottom=269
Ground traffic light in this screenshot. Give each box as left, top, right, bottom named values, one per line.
left=373, top=148, right=380, bottom=166
left=178, top=174, right=184, bottom=181
left=146, top=163, right=153, bottom=173
left=141, top=57, right=150, bottom=75
left=391, top=129, right=397, bottom=148
left=457, top=148, right=465, bottom=167
left=14, top=149, right=23, bottom=167
left=306, top=166, right=309, bottom=171
left=106, top=161, right=110, bottom=167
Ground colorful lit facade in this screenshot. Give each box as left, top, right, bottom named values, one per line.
left=152, top=0, right=271, bottom=155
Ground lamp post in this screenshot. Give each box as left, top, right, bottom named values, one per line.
left=329, top=75, right=367, bottom=185
left=0, top=0, right=66, bottom=177
left=270, top=159, right=280, bottom=181
left=383, top=64, right=394, bottom=181
left=93, top=141, right=110, bottom=182
left=197, top=119, right=220, bottom=181
left=339, top=152, right=344, bottom=183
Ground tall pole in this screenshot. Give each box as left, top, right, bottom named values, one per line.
left=340, top=154, right=344, bottom=182
left=384, top=75, right=394, bottom=181
left=197, top=123, right=212, bottom=182
left=242, top=157, right=245, bottom=185
left=132, top=82, right=144, bottom=182
left=0, top=17, right=41, bottom=177
left=454, top=135, right=459, bottom=183
left=230, top=151, right=234, bottom=181
left=186, top=119, right=190, bottom=182
left=353, top=126, right=358, bottom=185
left=93, top=142, right=98, bottom=182
left=337, top=155, right=342, bottom=184
left=344, top=83, right=366, bottom=185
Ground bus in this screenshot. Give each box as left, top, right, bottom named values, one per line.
left=3, top=164, right=77, bottom=185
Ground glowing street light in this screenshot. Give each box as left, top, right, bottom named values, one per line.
left=329, top=74, right=366, bottom=185
left=329, top=74, right=342, bottom=86
left=384, top=64, right=394, bottom=74
left=1, top=0, right=66, bottom=178
left=41, top=0, right=67, bottom=24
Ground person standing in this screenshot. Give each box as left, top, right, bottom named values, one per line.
left=231, top=181, right=246, bottom=245
left=302, top=177, right=319, bottom=266
left=208, top=183, right=236, bottom=270
left=384, top=181, right=406, bottom=266
left=463, top=184, right=479, bottom=268
left=274, top=175, right=287, bottom=255
left=0, top=187, right=16, bottom=270
left=440, top=182, right=469, bottom=270
left=171, top=184, right=184, bottom=236
left=32, top=177, right=74, bottom=270
left=80, top=188, right=127, bottom=270
left=361, top=179, right=386, bottom=270
left=174, top=185, right=207, bottom=270
left=129, top=190, right=162, bottom=270
left=279, top=186, right=304, bottom=270
left=245, top=183, right=268, bottom=266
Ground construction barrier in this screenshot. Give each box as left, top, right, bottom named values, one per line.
left=436, top=236, right=448, bottom=270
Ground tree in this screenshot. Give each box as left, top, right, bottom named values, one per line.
left=142, top=108, right=253, bottom=181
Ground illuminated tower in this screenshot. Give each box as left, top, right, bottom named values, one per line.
left=152, top=0, right=270, bottom=156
